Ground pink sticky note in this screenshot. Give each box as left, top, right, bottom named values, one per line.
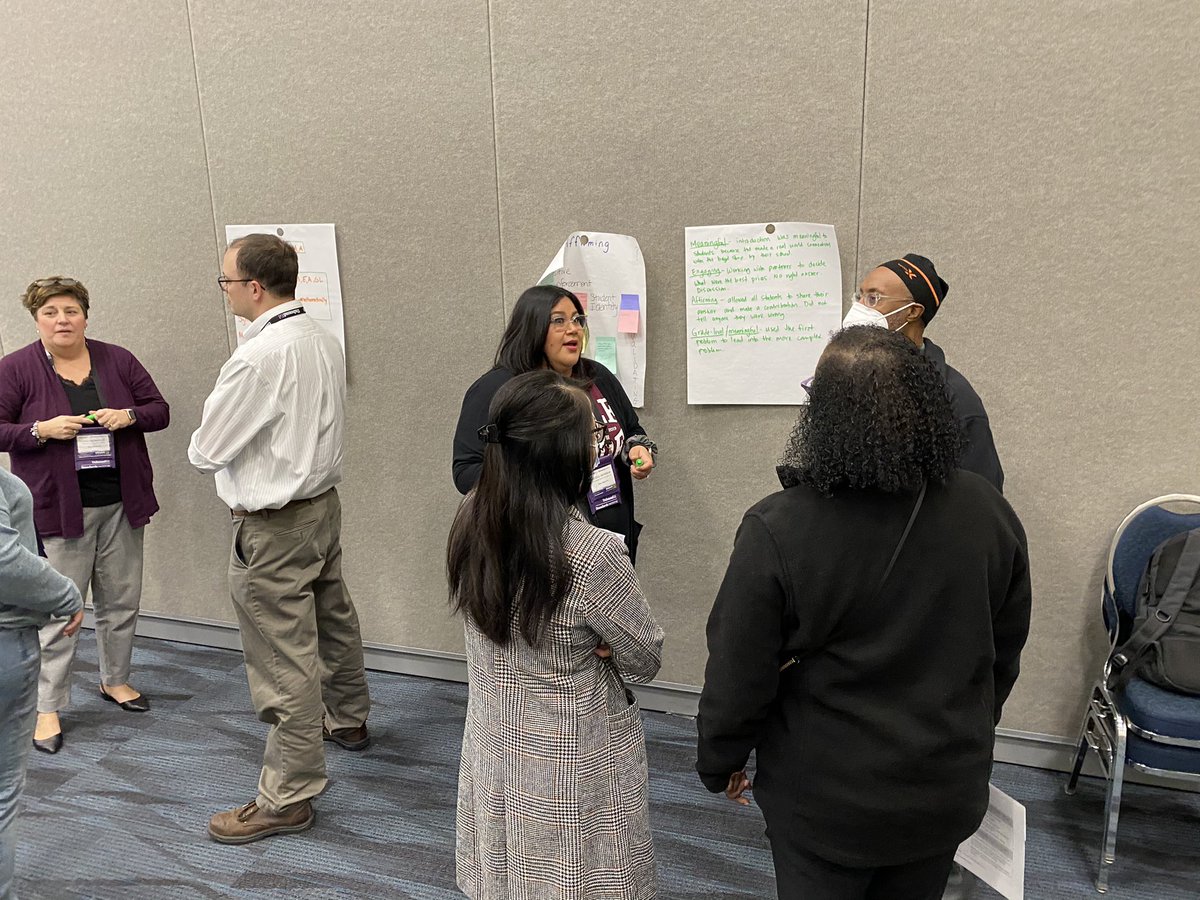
left=618, top=293, right=640, bottom=333
left=575, top=292, right=588, bottom=309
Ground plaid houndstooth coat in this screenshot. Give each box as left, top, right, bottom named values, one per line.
left=456, top=511, right=665, bottom=899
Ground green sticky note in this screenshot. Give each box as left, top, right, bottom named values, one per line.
left=593, top=336, right=617, bottom=374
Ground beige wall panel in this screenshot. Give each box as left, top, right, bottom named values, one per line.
left=0, top=1, right=236, bottom=620
left=187, top=0, right=502, bottom=650
left=490, top=1, right=869, bottom=685
left=860, top=0, right=1200, bottom=737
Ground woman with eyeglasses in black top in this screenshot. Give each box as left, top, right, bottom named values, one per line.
left=451, top=285, right=658, bottom=564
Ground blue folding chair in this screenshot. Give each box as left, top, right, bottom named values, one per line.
left=1065, top=494, right=1200, bottom=892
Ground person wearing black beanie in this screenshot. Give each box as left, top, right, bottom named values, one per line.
left=844, top=254, right=1004, bottom=492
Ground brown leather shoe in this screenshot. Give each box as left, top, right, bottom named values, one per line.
left=207, top=799, right=314, bottom=844
left=322, top=723, right=370, bottom=751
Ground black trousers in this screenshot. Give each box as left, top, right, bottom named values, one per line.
left=768, top=828, right=957, bottom=900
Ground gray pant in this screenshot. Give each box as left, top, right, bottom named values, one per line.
left=38, top=503, right=144, bottom=713
left=0, top=626, right=40, bottom=900
left=228, top=488, right=370, bottom=813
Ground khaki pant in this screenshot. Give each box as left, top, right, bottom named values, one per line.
left=40, top=502, right=144, bottom=712
left=228, top=488, right=370, bottom=813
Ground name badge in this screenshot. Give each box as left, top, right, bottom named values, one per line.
left=588, top=454, right=621, bottom=514
left=75, top=427, right=116, bottom=471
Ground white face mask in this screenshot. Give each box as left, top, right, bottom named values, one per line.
left=841, top=301, right=916, bottom=331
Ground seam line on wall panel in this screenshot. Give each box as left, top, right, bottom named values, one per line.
left=484, top=0, right=507, bottom=316
left=852, top=0, right=871, bottom=285
left=184, top=0, right=232, bottom=355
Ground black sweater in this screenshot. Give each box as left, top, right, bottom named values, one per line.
left=924, top=339, right=1004, bottom=493
left=451, top=361, right=647, bottom=559
left=696, top=470, right=1031, bottom=867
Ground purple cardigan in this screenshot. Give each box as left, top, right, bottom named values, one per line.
left=0, top=339, right=169, bottom=539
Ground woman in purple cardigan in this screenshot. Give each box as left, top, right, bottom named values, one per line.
left=0, top=276, right=169, bottom=754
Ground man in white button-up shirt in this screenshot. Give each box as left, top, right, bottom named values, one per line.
left=189, top=233, right=371, bottom=845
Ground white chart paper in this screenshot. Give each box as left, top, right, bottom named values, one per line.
left=225, top=224, right=346, bottom=361
left=685, top=222, right=841, bottom=404
left=954, top=785, right=1027, bottom=900
left=540, top=232, right=647, bottom=407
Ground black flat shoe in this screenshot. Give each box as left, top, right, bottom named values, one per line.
left=100, top=685, right=150, bottom=712
left=33, top=732, right=63, bottom=754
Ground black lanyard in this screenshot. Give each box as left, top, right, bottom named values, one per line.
left=263, top=306, right=306, bottom=328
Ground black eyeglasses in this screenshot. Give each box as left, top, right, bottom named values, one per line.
left=217, top=276, right=255, bottom=292
left=33, top=277, right=82, bottom=288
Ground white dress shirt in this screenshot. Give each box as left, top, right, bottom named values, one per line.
left=188, top=301, right=345, bottom=511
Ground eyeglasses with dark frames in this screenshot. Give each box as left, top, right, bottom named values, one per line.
left=217, top=276, right=255, bottom=293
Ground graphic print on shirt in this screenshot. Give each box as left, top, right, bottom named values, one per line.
left=589, top=384, right=625, bottom=460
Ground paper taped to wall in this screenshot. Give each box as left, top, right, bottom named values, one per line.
left=685, top=221, right=841, bottom=404
left=539, top=232, right=647, bottom=407
left=225, top=223, right=346, bottom=367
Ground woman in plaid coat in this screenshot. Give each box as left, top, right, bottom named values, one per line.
left=448, top=370, right=664, bottom=900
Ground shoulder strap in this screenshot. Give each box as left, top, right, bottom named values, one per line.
left=877, top=482, right=926, bottom=599
left=1110, top=530, right=1200, bottom=686
left=781, top=482, right=926, bottom=672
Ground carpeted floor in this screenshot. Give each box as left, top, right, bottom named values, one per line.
left=13, top=633, right=1200, bottom=899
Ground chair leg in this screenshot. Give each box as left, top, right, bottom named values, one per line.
left=1064, top=703, right=1093, bottom=795
left=1096, top=721, right=1127, bottom=893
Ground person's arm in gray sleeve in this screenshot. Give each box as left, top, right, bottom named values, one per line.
left=582, top=535, right=663, bottom=683
left=0, top=502, right=82, bottom=618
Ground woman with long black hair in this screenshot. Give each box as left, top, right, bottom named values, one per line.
left=697, top=326, right=1032, bottom=900
left=450, top=369, right=663, bottom=900
left=451, top=285, right=657, bottom=563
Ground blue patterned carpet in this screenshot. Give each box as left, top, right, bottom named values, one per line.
left=13, top=633, right=1200, bottom=898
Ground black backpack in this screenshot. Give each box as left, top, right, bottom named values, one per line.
left=1109, top=527, right=1200, bottom=695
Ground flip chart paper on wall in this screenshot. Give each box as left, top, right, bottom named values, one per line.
left=685, top=222, right=841, bottom=404
left=539, top=232, right=647, bottom=407
left=225, top=224, right=346, bottom=365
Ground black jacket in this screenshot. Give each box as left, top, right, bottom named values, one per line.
left=451, top=361, right=647, bottom=559
left=696, top=471, right=1031, bottom=867
left=924, top=338, right=1004, bottom=492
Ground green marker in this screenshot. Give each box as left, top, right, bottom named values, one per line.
left=84, top=414, right=97, bottom=422
left=634, top=458, right=645, bottom=467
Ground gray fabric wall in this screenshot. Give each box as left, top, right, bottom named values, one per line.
left=2, top=0, right=1197, bottom=739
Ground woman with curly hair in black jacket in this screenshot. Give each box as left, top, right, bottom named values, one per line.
left=696, top=326, right=1032, bottom=900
